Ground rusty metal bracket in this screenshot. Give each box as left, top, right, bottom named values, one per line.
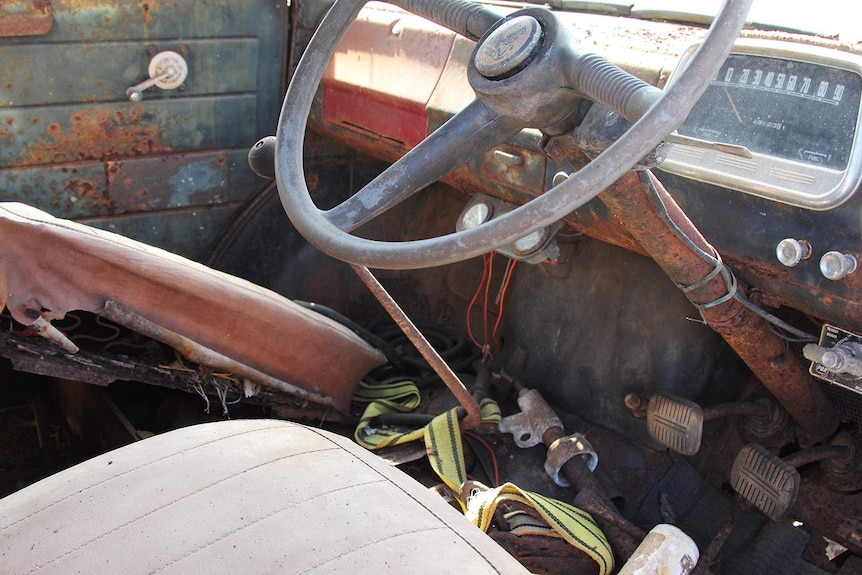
left=545, top=432, right=598, bottom=487
left=351, top=264, right=483, bottom=429
left=498, top=386, right=645, bottom=560
left=499, top=388, right=563, bottom=447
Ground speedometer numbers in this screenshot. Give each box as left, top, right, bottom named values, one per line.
left=661, top=40, right=862, bottom=210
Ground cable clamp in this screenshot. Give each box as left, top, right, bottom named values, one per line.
left=677, top=249, right=739, bottom=320
left=678, top=257, right=724, bottom=294
left=544, top=432, right=598, bottom=487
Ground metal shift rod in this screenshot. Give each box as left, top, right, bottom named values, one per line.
left=351, top=264, right=483, bottom=429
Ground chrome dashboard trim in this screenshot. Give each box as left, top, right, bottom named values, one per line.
left=659, top=39, right=862, bottom=210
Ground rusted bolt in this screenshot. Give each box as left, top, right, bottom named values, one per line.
left=146, top=45, right=157, bottom=55
left=177, top=44, right=188, bottom=55
left=624, top=392, right=648, bottom=419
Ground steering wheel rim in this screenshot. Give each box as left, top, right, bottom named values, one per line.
left=275, top=0, right=753, bottom=270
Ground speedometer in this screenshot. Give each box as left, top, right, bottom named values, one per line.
left=660, top=40, right=862, bottom=210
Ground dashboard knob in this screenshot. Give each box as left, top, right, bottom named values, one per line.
left=248, top=136, right=276, bottom=179
left=776, top=238, right=811, bottom=267
left=804, top=342, right=862, bottom=378
left=820, top=251, right=858, bottom=280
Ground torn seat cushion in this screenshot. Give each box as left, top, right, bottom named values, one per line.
left=0, top=203, right=385, bottom=411
left=0, top=419, right=528, bottom=574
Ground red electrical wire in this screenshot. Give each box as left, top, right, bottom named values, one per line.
left=466, top=254, right=490, bottom=350
left=466, top=254, right=519, bottom=359
left=482, top=252, right=495, bottom=356
left=491, top=259, right=517, bottom=357
left=464, top=430, right=501, bottom=487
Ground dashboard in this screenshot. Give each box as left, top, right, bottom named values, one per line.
left=661, top=40, right=862, bottom=210
left=313, top=4, right=862, bottom=333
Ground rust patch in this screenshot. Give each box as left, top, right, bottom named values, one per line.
left=598, top=171, right=838, bottom=440
left=63, top=177, right=116, bottom=216
left=105, top=161, right=121, bottom=188
left=138, top=0, right=160, bottom=26
left=17, top=108, right=167, bottom=168
left=0, top=0, right=53, bottom=37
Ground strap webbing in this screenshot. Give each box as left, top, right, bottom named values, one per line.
left=353, top=380, right=614, bottom=574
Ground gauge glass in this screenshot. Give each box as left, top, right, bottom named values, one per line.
left=513, top=229, right=547, bottom=255
left=678, top=53, right=862, bottom=170
left=459, top=202, right=492, bottom=230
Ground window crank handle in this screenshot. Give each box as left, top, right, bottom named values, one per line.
left=125, top=50, right=188, bottom=103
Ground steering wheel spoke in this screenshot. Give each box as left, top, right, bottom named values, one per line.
left=325, top=99, right=523, bottom=232
left=387, top=0, right=505, bottom=41
left=276, top=0, right=753, bottom=269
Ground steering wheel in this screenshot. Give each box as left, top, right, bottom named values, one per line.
left=276, top=0, right=752, bottom=270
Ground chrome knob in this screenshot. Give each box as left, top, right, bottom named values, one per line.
left=775, top=238, right=811, bottom=267
left=820, top=251, right=857, bottom=280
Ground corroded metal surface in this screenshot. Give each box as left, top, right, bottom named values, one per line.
left=3, top=108, right=166, bottom=166
left=0, top=0, right=287, bottom=260
left=542, top=426, right=645, bottom=563
left=0, top=1, right=53, bottom=37
left=490, top=531, right=600, bottom=575
left=598, top=170, right=837, bottom=440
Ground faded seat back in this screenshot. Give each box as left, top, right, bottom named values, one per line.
left=0, top=202, right=385, bottom=411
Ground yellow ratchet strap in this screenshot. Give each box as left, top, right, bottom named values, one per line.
left=353, top=380, right=424, bottom=450
left=465, top=483, right=613, bottom=575
left=353, top=380, right=614, bottom=575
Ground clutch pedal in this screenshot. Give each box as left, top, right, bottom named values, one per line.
left=645, top=394, right=782, bottom=456
left=731, top=443, right=800, bottom=520
left=647, top=394, right=704, bottom=456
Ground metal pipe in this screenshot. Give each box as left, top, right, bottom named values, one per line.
left=784, top=444, right=852, bottom=469
left=351, top=264, right=483, bottom=428
left=592, top=169, right=836, bottom=441
left=703, top=401, right=770, bottom=422
left=542, top=425, right=645, bottom=561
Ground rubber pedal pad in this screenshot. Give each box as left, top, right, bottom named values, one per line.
left=731, top=443, right=800, bottom=521
left=646, top=394, right=704, bottom=456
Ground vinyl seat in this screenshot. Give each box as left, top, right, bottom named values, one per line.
left=0, top=419, right=528, bottom=574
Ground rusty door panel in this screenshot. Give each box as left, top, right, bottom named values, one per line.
left=0, top=1, right=54, bottom=37
left=45, top=1, right=273, bottom=42
left=0, top=148, right=258, bottom=216
left=0, top=97, right=258, bottom=166
left=82, top=206, right=245, bottom=262
left=0, top=0, right=288, bottom=259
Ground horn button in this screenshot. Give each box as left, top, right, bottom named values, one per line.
left=474, top=15, right=542, bottom=79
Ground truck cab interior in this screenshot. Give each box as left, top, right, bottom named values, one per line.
left=2, top=1, right=862, bottom=573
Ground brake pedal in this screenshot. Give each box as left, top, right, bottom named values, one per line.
left=647, top=394, right=704, bottom=456
left=731, top=443, right=800, bottom=520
